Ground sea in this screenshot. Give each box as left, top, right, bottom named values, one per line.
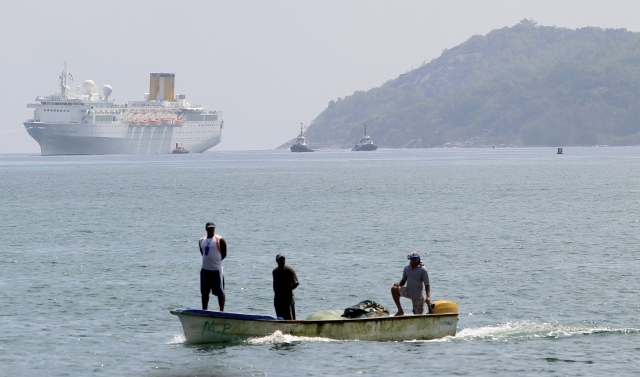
left=1, top=147, right=639, bottom=376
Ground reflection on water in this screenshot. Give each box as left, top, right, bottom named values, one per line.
left=270, top=342, right=298, bottom=352
left=188, top=343, right=232, bottom=354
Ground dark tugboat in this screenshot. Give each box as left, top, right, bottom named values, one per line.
left=352, top=124, right=378, bottom=151
left=557, top=147, right=563, bottom=154
left=172, top=143, right=189, bottom=154
left=290, top=123, right=314, bottom=152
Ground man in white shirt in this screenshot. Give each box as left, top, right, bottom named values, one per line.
left=199, top=222, right=227, bottom=311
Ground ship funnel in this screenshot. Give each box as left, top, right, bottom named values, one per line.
left=102, top=85, right=113, bottom=100
left=149, top=73, right=175, bottom=102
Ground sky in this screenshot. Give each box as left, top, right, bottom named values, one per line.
left=2, top=0, right=640, bottom=153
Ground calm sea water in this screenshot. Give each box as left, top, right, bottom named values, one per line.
left=1, top=148, right=639, bottom=376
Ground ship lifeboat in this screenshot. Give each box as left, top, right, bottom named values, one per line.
left=175, top=119, right=185, bottom=126
left=151, top=119, right=162, bottom=125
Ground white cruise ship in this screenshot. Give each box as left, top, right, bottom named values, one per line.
left=24, top=65, right=223, bottom=155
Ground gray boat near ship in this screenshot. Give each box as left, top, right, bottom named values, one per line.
left=352, top=124, right=378, bottom=151
left=290, top=123, right=314, bottom=152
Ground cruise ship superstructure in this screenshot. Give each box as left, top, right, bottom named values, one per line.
left=24, top=65, right=223, bottom=155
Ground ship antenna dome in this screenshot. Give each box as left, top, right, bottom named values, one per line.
left=83, top=80, right=95, bottom=94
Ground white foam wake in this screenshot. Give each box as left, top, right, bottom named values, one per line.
left=453, top=321, right=640, bottom=342
left=246, top=330, right=339, bottom=345
left=166, top=333, right=187, bottom=344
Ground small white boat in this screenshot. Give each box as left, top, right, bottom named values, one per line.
left=171, top=301, right=459, bottom=343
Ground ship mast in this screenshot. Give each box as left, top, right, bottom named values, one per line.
left=300, top=122, right=304, bottom=136
left=59, top=62, right=68, bottom=96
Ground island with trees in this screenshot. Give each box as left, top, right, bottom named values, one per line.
left=285, top=20, right=640, bottom=149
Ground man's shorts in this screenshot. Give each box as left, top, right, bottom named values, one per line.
left=398, top=287, right=424, bottom=314
left=200, top=269, right=224, bottom=296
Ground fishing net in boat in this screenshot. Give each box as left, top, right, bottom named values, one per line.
left=304, top=301, right=390, bottom=320
left=342, top=300, right=390, bottom=318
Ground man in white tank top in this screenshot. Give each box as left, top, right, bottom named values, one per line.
left=199, top=222, right=227, bottom=311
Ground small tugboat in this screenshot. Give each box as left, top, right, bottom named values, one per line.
left=557, top=147, right=563, bottom=154
left=290, top=123, right=314, bottom=152
left=172, top=143, right=189, bottom=154
left=352, top=124, right=378, bottom=151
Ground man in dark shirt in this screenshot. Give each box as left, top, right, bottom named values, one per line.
left=272, top=253, right=299, bottom=320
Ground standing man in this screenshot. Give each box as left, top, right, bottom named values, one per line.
left=199, top=222, right=227, bottom=311
left=390, top=251, right=430, bottom=316
left=272, top=253, right=299, bottom=320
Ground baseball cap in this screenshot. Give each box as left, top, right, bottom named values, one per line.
left=205, top=222, right=215, bottom=229
left=276, top=253, right=285, bottom=261
left=408, top=251, right=420, bottom=259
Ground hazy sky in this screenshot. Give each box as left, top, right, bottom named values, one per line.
left=2, top=0, right=640, bottom=153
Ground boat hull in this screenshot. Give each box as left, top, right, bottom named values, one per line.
left=24, top=122, right=221, bottom=155
left=290, top=144, right=314, bottom=152
left=352, top=144, right=378, bottom=151
left=171, top=309, right=458, bottom=343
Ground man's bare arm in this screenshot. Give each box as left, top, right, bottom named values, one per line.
left=219, top=238, right=227, bottom=260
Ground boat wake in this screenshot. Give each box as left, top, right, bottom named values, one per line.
left=166, top=333, right=187, bottom=344
left=451, top=321, right=640, bottom=342
left=247, top=330, right=338, bottom=345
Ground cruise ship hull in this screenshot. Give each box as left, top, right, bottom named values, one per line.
left=24, top=122, right=221, bottom=155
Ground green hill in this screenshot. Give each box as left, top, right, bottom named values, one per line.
left=301, top=20, right=640, bottom=148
